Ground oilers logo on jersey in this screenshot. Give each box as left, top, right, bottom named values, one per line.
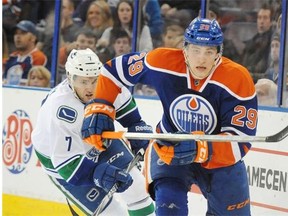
left=170, top=94, right=217, bottom=133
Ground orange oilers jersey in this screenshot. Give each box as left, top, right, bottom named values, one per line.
left=4, top=48, right=47, bottom=79
left=96, top=47, right=258, bottom=169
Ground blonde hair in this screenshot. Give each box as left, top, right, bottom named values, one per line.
left=27, top=66, right=51, bottom=87
left=85, top=0, right=113, bottom=31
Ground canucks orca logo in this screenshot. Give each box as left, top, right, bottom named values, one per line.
left=57, top=106, right=77, bottom=123
left=170, top=94, right=216, bottom=133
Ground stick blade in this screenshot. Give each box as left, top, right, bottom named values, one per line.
left=265, top=125, right=288, bottom=142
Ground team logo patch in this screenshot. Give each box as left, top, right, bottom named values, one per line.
left=57, top=106, right=77, bottom=123
left=157, top=158, right=165, bottom=166
left=170, top=94, right=216, bottom=133
left=86, top=147, right=100, bottom=163
left=86, top=188, right=100, bottom=201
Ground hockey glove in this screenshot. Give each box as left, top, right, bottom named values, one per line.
left=82, top=99, right=115, bottom=151
left=127, top=120, right=153, bottom=155
left=153, top=131, right=210, bottom=165
left=93, top=162, right=133, bottom=193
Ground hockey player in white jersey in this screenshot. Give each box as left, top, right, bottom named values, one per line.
left=31, top=48, right=155, bottom=215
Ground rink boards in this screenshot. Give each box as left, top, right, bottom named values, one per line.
left=2, top=86, right=288, bottom=215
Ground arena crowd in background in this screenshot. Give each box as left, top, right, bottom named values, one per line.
left=2, top=0, right=286, bottom=106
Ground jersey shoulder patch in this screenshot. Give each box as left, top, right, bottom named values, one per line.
left=57, top=105, right=77, bottom=123
left=146, top=48, right=186, bottom=74
left=211, top=57, right=255, bottom=98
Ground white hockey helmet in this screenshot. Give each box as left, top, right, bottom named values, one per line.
left=65, top=48, right=102, bottom=103
left=65, top=48, right=102, bottom=79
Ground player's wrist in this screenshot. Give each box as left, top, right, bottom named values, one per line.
left=128, top=120, right=153, bottom=133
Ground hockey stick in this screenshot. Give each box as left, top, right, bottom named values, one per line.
left=102, top=125, right=288, bottom=143
left=93, top=148, right=145, bottom=216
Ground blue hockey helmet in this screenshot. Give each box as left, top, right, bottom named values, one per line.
left=184, top=18, right=223, bottom=48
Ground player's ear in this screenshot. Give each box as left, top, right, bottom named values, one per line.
left=30, top=34, right=37, bottom=44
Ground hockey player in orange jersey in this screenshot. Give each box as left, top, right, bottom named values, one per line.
left=82, top=18, right=258, bottom=215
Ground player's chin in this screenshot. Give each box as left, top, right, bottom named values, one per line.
left=85, top=95, right=94, bottom=102
left=118, top=50, right=125, bottom=55
left=83, top=95, right=93, bottom=103
left=194, top=70, right=209, bottom=79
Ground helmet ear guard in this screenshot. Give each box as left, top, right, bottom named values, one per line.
left=184, top=18, right=223, bottom=50
left=65, top=48, right=102, bottom=78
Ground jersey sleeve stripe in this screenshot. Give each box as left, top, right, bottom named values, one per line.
left=95, top=75, right=121, bottom=103
left=116, top=96, right=135, bottom=119
left=102, top=66, right=125, bottom=88
left=231, top=141, right=242, bottom=162
left=55, top=154, right=82, bottom=171
left=116, top=56, right=134, bottom=86
left=221, top=126, right=251, bottom=136
left=145, top=58, right=188, bottom=77
left=208, top=80, right=256, bottom=100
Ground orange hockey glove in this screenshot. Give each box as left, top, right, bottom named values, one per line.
left=153, top=131, right=211, bottom=165
left=81, top=99, right=115, bottom=151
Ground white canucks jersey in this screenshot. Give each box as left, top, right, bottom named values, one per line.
left=32, top=79, right=140, bottom=182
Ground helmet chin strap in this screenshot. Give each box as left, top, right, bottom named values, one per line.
left=183, top=48, right=221, bottom=80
